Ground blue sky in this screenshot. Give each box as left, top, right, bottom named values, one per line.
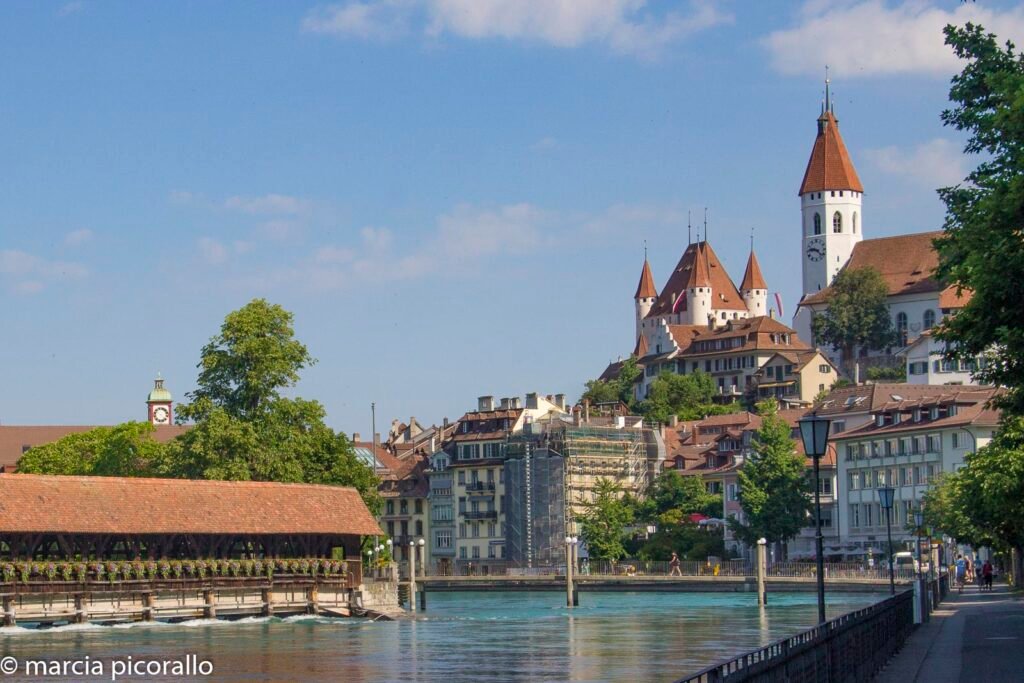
left=2, top=0, right=1022, bottom=432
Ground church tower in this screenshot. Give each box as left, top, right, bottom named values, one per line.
left=146, top=374, right=173, bottom=426
left=634, top=256, right=657, bottom=341
left=799, top=79, right=863, bottom=296
left=740, top=248, right=768, bottom=317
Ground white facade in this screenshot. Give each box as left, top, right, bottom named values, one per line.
left=801, top=189, right=863, bottom=296
left=635, top=294, right=655, bottom=341
left=901, top=333, right=983, bottom=386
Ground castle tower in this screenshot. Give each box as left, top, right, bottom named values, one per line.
left=686, top=242, right=713, bottom=327
left=146, top=374, right=173, bottom=426
left=799, top=79, right=863, bottom=296
left=634, top=257, right=657, bottom=341
left=740, top=249, right=768, bottom=317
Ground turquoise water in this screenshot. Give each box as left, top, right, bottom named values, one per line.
left=0, top=591, right=883, bottom=682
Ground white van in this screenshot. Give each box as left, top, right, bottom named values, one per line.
left=893, top=552, right=919, bottom=573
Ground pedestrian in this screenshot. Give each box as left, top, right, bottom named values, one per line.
left=955, top=554, right=966, bottom=592
left=669, top=552, right=682, bottom=577
left=983, top=560, right=994, bottom=591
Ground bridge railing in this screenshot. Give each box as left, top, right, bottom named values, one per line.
left=672, top=589, right=915, bottom=683
left=555, top=560, right=916, bottom=581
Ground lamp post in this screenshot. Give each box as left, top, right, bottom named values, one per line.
left=799, top=413, right=831, bottom=624
left=877, top=486, right=896, bottom=595
left=408, top=539, right=416, bottom=613
left=418, top=537, right=426, bottom=577
left=913, top=509, right=925, bottom=619
left=565, top=535, right=575, bottom=608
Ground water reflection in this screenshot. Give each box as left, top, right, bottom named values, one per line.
left=1, top=592, right=882, bottom=683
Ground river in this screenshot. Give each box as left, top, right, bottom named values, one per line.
left=0, top=590, right=884, bottom=682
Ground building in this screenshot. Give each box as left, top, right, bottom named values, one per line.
left=899, top=331, right=986, bottom=386
left=0, top=376, right=188, bottom=473
left=636, top=315, right=834, bottom=406
left=789, top=82, right=972, bottom=373
left=831, top=386, right=999, bottom=557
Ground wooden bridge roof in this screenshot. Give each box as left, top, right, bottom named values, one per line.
left=0, top=474, right=383, bottom=536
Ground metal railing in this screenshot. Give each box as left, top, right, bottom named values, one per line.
left=673, top=589, right=915, bottom=683
left=563, top=560, right=917, bottom=581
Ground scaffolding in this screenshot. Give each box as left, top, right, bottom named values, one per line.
left=504, top=441, right=566, bottom=568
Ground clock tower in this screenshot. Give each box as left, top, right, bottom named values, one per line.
left=146, top=374, right=173, bottom=426
left=799, top=79, right=863, bottom=298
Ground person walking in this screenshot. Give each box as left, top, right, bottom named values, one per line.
left=983, top=559, right=994, bottom=591
left=955, top=555, right=967, bottom=593
left=669, top=552, right=682, bottom=577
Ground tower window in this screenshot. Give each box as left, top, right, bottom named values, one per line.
left=853, top=212, right=858, bottom=234
left=923, top=309, right=936, bottom=330
left=839, top=191, right=844, bottom=197
left=830, top=191, right=835, bottom=197
left=813, top=213, right=822, bottom=235
left=833, top=211, right=842, bottom=233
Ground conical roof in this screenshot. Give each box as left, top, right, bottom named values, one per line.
left=740, top=250, right=767, bottom=291
left=634, top=259, right=657, bottom=299
left=799, top=111, right=863, bottom=195
left=646, top=241, right=746, bottom=318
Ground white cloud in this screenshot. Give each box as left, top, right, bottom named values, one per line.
left=864, top=138, right=968, bottom=189
left=764, top=1, right=1024, bottom=78
left=303, top=0, right=732, bottom=58
left=223, top=194, right=311, bottom=216
left=0, top=249, right=88, bottom=294
left=63, top=229, right=94, bottom=247
left=531, top=136, right=559, bottom=152
left=57, top=1, right=84, bottom=18
left=197, top=238, right=229, bottom=265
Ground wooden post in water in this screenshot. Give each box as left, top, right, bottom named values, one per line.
left=565, top=536, right=575, bottom=608
left=2, top=596, right=15, bottom=627
left=756, top=538, right=768, bottom=606
left=408, top=541, right=417, bottom=613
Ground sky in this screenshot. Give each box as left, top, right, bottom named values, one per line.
left=2, top=0, right=1023, bottom=433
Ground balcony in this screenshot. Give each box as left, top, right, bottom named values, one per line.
left=465, top=481, right=496, bottom=494
left=463, top=510, right=498, bottom=520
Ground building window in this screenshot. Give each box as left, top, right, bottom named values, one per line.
left=952, top=432, right=960, bottom=449
left=400, top=500, right=408, bottom=514
left=459, top=547, right=467, bottom=559
left=813, top=213, right=822, bottom=235
left=472, top=546, right=480, bottom=559
left=436, top=531, right=452, bottom=549
left=923, top=309, right=936, bottom=330
left=896, top=312, right=908, bottom=345
left=386, top=501, right=394, bottom=515
left=850, top=504, right=860, bottom=528
left=832, top=211, right=842, bottom=233
left=415, top=499, right=423, bottom=514
left=458, top=470, right=465, bottom=485
left=459, top=523, right=466, bottom=538
left=415, top=520, right=423, bottom=536
left=488, top=545, right=496, bottom=559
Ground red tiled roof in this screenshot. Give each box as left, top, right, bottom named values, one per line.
left=0, top=425, right=189, bottom=472
left=802, top=232, right=973, bottom=307
left=0, top=474, right=383, bottom=536
left=667, top=325, right=704, bottom=353
left=647, top=241, right=746, bottom=317
left=678, top=317, right=809, bottom=357
left=740, top=250, right=767, bottom=291
left=634, top=334, right=649, bottom=357
left=799, top=111, right=863, bottom=194
left=635, top=259, right=658, bottom=299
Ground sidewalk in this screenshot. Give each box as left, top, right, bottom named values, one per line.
left=875, top=583, right=1023, bottom=682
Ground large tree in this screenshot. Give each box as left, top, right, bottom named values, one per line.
left=729, top=400, right=810, bottom=553
left=581, top=356, right=643, bottom=409
left=577, top=478, right=634, bottom=562
left=811, top=266, right=897, bottom=376
left=638, top=371, right=741, bottom=423
left=16, top=422, right=167, bottom=477
left=638, top=470, right=722, bottom=524
left=934, top=23, right=1024, bottom=416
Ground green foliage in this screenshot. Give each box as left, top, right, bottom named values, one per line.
left=630, top=522, right=726, bottom=562
left=729, top=400, right=810, bottom=547
left=177, top=299, right=315, bottom=423
left=581, top=356, right=642, bottom=409
left=866, top=365, right=907, bottom=382
left=16, top=422, right=167, bottom=477
left=637, top=470, right=722, bottom=523
left=934, top=24, right=1024, bottom=416
left=639, top=371, right=740, bottom=423
left=811, top=267, right=898, bottom=374
left=577, top=478, right=634, bottom=561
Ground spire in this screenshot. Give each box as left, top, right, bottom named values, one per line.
left=798, top=75, right=863, bottom=196
left=741, top=249, right=767, bottom=291
left=687, top=242, right=712, bottom=289
left=634, top=256, right=657, bottom=300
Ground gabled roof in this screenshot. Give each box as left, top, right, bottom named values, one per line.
left=667, top=325, right=704, bottom=353
left=801, top=232, right=973, bottom=307
left=799, top=111, right=863, bottom=195
left=634, top=259, right=658, bottom=299
left=634, top=334, right=649, bottom=357
left=647, top=241, right=746, bottom=317
left=740, top=250, right=767, bottom=291
left=0, top=474, right=383, bottom=536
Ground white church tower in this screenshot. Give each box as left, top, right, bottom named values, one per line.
left=798, top=79, right=863, bottom=297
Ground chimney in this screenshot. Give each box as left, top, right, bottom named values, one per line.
left=555, top=394, right=566, bottom=411
left=352, top=432, right=361, bottom=443
left=526, top=393, right=539, bottom=410
left=500, top=397, right=511, bottom=410
left=443, top=416, right=449, bottom=428
left=410, top=416, right=418, bottom=430
left=511, top=397, right=521, bottom=410
left=583, top=399, right=590, bottom=424
left=669, top=415, right=679, bottom=428
left=374, top=433, right=381, bottom=447
left=430, top=435, right=437, bottom=452
left=478, top=396, right=495, bottom=411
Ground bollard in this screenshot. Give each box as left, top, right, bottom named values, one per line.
left=756, top=538, right=768, bottom=606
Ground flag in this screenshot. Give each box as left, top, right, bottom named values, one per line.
left=774, top=292, right=784, bottom=318
left=672, top=291, right=686, bottom=314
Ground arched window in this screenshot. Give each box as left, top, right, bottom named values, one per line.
left=813, top=213, right=822, bottom=235
left=853, top=212, right=858, bottom=234
left=923, top=309, right=936, bottom=330
left=896, top=312, right=908, bottom=346
left=833, top=211, right=842, bottom=233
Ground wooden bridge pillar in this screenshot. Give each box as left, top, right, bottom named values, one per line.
left=142, top=593, right=154, bottom=621
left=203, top=589, right=217, bottom=619
left=74, top=594, right=88, bottom=624
left=308, top=585, right=319, bottom=615
left=2, top=596, right=14, bottom=627
left=262, top=588, right=274, bottom=617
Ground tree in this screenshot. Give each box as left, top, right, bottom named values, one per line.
left=811, top=266, right=897, bottom=376
left=577, top=478, right=633, bottom=562
left=729, top=400, right=810, bottom=552
left=921, top=473, right=993, bottom=551
left=581, top=356, right=642, bottom=409
left=177, top=299, right=315, bottom=423
left=639, top=470, right=722, bottom=524
left=16, top=422, right=167, bottom=477
left=934, top=23, right=1024, bottom=416
left=637, top=371, right=743, bottom=423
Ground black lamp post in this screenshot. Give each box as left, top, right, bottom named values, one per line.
left=799, top=413, right=831, bottom=624
left=913, top=509, right=924, bottom=585
left=877, top=486, right=896, bottom=595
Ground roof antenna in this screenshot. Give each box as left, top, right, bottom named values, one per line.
left=703, top=207, right=708, bottom=243
left=688, top=210, right=692, bottom=245
left=643, top=239, right=648, bottom=261
left=750, top=227, right=755, bottom=252
left=825, top=65, right=831, bottom=113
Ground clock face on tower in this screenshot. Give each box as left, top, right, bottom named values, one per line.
left=153, top=406, right=170, bottom=425
left=806, top=238, right=825, bottom=262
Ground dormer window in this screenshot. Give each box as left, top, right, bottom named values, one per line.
left=913, top=409, right=922, bottom=423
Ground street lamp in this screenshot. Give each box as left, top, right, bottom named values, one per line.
left=877, top=486, right=896, bottom=595
left=408, top=539, right=417, bottom=612
left=417, top=537, right=426, bottom=576
left=798, top=413, right=831, bottom=624
left=565, top=535, right=578, bottom=608
left=913, top=510, right=924, bottom=584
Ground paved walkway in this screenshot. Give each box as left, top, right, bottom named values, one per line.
left=876, top=583, right=1024, bottom=682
